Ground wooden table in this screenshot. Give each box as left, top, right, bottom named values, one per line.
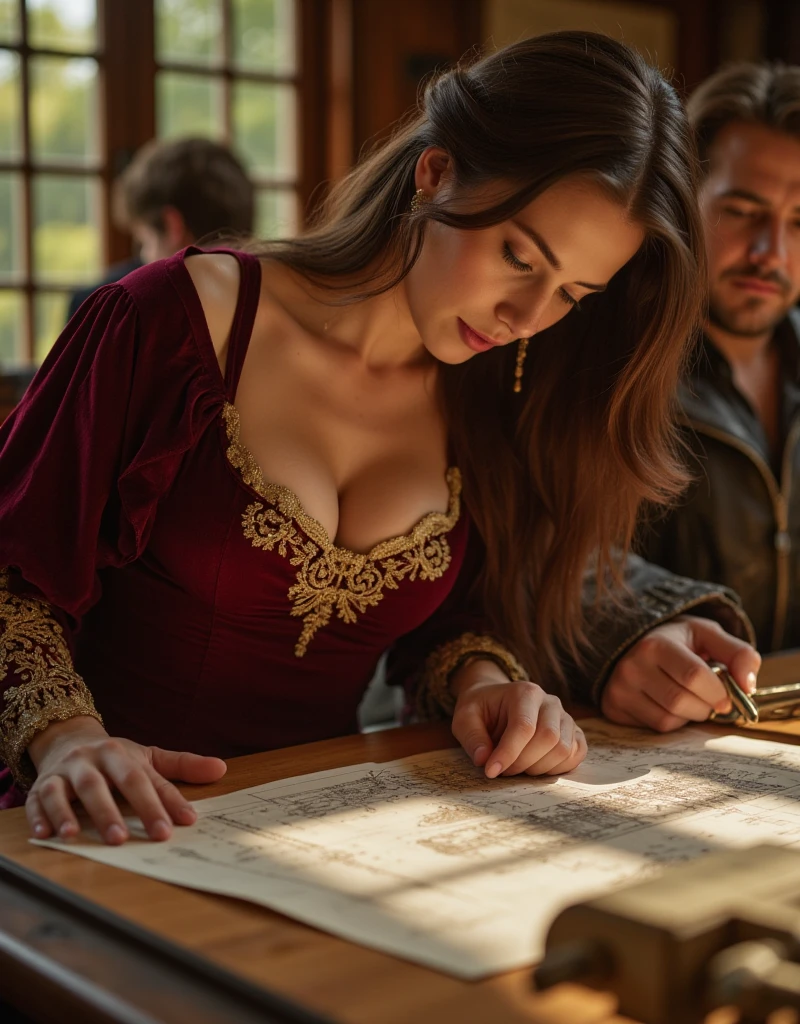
left=2, top=719, right=800, bottom=1024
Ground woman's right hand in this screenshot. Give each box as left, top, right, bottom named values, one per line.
left=26, top=716, right=227, bottom=845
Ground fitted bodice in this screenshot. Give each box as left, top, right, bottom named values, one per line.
left=73, top=249, right=469, bottom=758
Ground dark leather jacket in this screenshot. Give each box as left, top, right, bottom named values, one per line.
left=637, top=310, right=800, bottom=654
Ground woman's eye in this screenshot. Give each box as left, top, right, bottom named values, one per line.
left=502, top=243, right=532, bottom=272
left=723, top=206, right=754, bottom=219
left=503, top=243, right=581, bottom=309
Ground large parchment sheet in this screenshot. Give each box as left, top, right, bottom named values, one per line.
left=32, top=722, right=800, bottom=978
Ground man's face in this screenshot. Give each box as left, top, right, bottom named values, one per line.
left=129, top=207, right=194, bottom=264
left=700, top=120, right=800, bottom=338
left=130, top=220, right=175, bottom=264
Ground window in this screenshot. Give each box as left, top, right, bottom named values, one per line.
left=0, top=0, right=322, bottom=368
left=0, top=0, right=102, bottom=366
left=155, top=0, right=299, bottom=240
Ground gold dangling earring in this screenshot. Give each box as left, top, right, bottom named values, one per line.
left=513, top=337, right=529, bottom=394
left=410, top=188, right=429, bottom=214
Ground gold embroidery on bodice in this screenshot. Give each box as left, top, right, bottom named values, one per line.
left=222, top=403, right=462, bottom=656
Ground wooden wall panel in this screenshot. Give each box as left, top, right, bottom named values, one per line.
left=763, top=0, right=800, bottom=63
left=350, top=0, right=482, bottom=159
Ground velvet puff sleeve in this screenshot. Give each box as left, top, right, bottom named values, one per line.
left=0, top=274, right=222, bottom=785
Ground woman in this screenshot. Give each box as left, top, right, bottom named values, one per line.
left=0, top=33, right=758, bottom=846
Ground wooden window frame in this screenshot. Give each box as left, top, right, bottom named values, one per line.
left=1, top=0, right=330, bottom=366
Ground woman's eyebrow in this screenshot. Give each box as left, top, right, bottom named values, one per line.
left=511, top=219, right=608, bottom=292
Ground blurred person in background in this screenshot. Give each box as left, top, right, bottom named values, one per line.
left=66, top=137, right=255, bottom=321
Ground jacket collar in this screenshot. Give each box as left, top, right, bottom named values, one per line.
left=679, top=309, right=800, bottom=458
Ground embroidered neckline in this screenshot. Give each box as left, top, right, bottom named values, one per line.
left=221, top=402, right=462, bottom=656
left=221, top=402, right=461, bottom=560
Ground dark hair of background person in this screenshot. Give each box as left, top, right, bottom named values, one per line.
left=688, top=61, right=800, bottom=166
left=114, top=136, right=256, bottom=240
left=248, top=31, right=706, bottom=688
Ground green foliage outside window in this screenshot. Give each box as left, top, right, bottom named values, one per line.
left=0, top=0, right=99, bottom=365
left=0, top=0, right=298, bottom=366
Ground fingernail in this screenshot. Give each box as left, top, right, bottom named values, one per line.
left=58, top=822, right=75, bottom=838
left=106, top=824, right=127, bottom=844
left=33, top=823, right=46, bottom=838
left=473, top=745, right=488, bottom=765
left=177, top=805, right=196, bottom=825
left=746, top=672, right=758, bottom=694
left=151, top=819, right=171, bottom=841
left=486, top=761, right=502, bottom=779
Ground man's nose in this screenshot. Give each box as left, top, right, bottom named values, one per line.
left=748, top=217, right=788, bottom=269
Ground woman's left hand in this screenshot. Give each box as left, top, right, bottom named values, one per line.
left=450, top=659, right=587, bottom=778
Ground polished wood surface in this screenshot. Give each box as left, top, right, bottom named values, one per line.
left=2, top=718, right=799, bottom=1024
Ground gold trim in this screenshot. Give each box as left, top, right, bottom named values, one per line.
left=222, top=403, right=462, bottom=656
left=417, top=632, right=528, bottom=720
left=0, top=571, right=102, bottom=788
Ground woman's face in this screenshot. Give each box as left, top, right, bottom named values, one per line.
left=406, top=176, right=645, bottom=364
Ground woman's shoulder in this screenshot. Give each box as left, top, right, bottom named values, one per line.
left=105, top=248, right=249, bottom=367
left=184, top=251, right=243, bottom=360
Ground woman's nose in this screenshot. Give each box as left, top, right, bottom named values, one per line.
left=496, top=293, right=547, bottom=339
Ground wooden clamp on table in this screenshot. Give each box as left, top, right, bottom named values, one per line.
left=535, top=843, right=800, bottom=1024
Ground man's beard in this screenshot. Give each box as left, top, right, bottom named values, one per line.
left=707, top=295, right=790, bottom=338
left=708, top=268, right=795, bottom=338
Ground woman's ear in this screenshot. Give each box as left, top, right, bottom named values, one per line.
left=414, top=147, right=453, bottom=197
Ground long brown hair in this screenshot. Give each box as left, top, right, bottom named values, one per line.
left=251, top=32, right=705, bottom=688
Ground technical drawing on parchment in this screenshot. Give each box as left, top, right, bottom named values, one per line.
left=33, top=722, right=800, bottom=978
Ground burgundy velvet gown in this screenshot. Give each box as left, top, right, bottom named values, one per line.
left=0, top=249, right=521, bottom=805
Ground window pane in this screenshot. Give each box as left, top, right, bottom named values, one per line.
left=0, top=289, right=25, bottom=366
left=0, top=49, right=21, bottom=160
left=157, top=71, right=225, bottom=139
left=0, top=1, right=20, bottom=46
left=28, top=0, right=97, bottom=53
left=232, top=0, right=296, bottom=74
left=255, top=188, right=297, bottom=238
left=232, top=81, right=296, bottom=178
left=156, top=0, right=223, bottom=67
left=34, top=291, right=68, bottom=362
left=0, top=172, right=24, bottom=280
left=32, top=174, right=102, bottom=284
left=30, top=56, right=99, bottom=165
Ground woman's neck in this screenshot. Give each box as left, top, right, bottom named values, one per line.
left=260, top=259, right=431, bottom=371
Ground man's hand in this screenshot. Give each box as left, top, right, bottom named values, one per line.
left=601, top=616, right=761, bottom=732
left=450, top=659, right=587, bottom=777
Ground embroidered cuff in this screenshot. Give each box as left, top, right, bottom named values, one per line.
left=417, top=632, right=528, bottom=720
left=0, top=574, right=103, bottom=788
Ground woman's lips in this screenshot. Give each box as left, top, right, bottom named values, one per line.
left=457, top=318, right=503, bottom=353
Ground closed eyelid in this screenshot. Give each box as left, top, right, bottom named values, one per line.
left=505, top=240, right=534, bottom=265
left=510, top=220, right=607, bottom=292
